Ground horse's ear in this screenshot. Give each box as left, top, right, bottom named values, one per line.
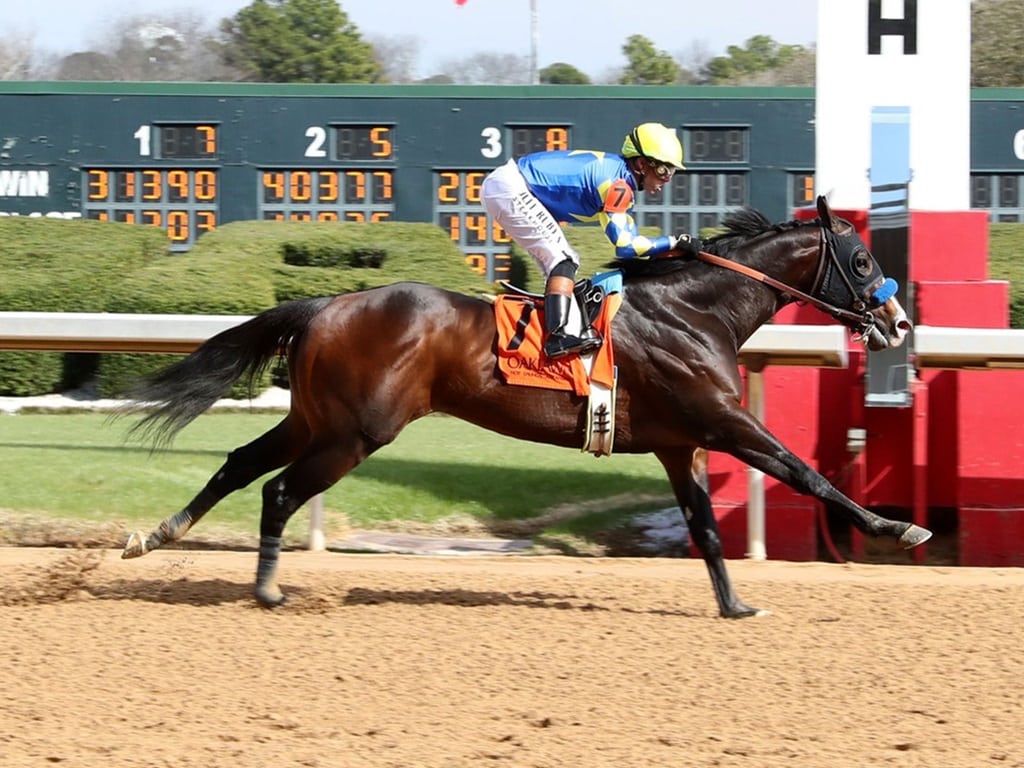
left=816, top=195, right=835, bottom=231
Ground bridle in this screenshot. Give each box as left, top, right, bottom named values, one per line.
left=693, top=223, right=885, bottom=338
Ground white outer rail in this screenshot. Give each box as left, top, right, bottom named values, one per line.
left=0, top=311, right=851, bottom=364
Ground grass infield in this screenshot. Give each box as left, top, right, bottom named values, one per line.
left=0, top=411, right=675, bottom=550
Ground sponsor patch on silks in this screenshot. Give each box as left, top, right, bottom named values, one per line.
left=603, top=179, right=633, bottom=214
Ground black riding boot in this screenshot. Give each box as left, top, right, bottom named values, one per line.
left=573, top=281, right=603, bottom=351
left=543, top=292, right=602, bottom=360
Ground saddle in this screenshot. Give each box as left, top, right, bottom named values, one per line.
left=493, top=271, right=623, bottom=456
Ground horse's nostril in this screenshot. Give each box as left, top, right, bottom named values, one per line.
left=898, top=319, right=913, bottom=332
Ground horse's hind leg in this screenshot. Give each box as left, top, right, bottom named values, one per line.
left=656, top=448, right=763, bottom=619
left=252, top=434, right=373, bottom=607
left=122, top=415, right=309, bottom=559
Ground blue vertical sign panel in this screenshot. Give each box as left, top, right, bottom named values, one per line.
left=866, top=106, right=912, bottom=407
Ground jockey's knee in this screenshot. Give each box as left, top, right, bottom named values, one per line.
left=549, top=258, right=577, bottom=280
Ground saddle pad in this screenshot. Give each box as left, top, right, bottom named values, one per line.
left=494, top=294, right=620, bottom=395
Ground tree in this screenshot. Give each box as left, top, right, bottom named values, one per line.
left=972, top=0, right=1024, bottom=86
left=219, top=0, right=380, bottom=83
left=0, top=33, right=36, bottom=80
left=619, top=35, right=680, bottom=85
left=702, top=35, right=809, bottom=85
left=51, top=13, right=240, bottom=82
left=436, top=52, right=529, bottom=84
left=54, top=52, right=121, bottom=81
left=540, top=62, right=590, bottom=85
left=368, top=34, right=420, bottom=84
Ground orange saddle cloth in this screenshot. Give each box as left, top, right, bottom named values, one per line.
left=494, top=294, right=620, bottom=396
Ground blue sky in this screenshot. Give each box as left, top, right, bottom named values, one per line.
left=11, top=0, right=818, bottom=80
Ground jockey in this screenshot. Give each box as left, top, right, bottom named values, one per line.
left=481, top=121, right=703, bottom=360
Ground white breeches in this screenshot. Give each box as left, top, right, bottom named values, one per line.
left=481, top=159, right=580, bottom=277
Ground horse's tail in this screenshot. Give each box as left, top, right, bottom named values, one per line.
left=121, top=296, right=334, bottom=447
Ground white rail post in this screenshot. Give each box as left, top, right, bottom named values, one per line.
left=745, top=361, right=768, bottom=561
left=307, top=494, right=326, bottom=551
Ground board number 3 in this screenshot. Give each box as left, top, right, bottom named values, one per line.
left=480, top=127, right=501, bottom=160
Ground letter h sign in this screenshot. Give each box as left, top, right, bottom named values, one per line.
left=868, top=0, right=917, bottom=54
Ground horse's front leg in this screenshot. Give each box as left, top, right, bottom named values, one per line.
left=709, top=407, right=931, bottom=549
left=656, top=448, right=764, bottom=619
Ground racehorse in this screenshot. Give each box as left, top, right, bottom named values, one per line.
left=120, top=196, right=929, bottom=618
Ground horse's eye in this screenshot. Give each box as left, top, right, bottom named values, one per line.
left=851, top=250, right=873, bottom=277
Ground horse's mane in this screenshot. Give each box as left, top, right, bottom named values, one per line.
left=610, top=207, right=819, bottom=279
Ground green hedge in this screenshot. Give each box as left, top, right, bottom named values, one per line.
left=0, top=218, right=524, bottom=396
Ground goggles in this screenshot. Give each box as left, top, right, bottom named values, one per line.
left=645, top=158, right=675, bottom=182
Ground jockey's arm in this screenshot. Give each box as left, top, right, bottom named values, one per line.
left=600, top=209, right=676, bottom=260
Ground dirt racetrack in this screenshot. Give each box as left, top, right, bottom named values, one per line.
left=1, top=547, right=1022, bottom=768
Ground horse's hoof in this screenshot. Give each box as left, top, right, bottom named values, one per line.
left=121, top=532, right=147, bottom=559
left=255, top=586, right=287, bottom=608
left=899, top=524, right=932, bottom=549
left=722, top=604, right=770, bottom=619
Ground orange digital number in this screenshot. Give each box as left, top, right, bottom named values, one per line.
left=196, top=211, right=216, bottom=234
left=492, top=219, right=511, bottom=243
left=317, top=211, right=339, bottom=222
left=115, top=171, right=136, bottom=201
left=370, top=211, right=391, bottom=222
left=545, top=127, right=569, bottom=151
left=464, top=254, right=487, bottom=275
left=345, top=171, right=366, bottom=201
left=263, top=171, right=285, bottom=202
left=800, top=174, right=814, bottom=203
left=195, top=170, right=217, bottom=201
left=442, top=213, right=460, bottom=241
left=198, top=125, right=216, bottom=156
left=370, top=127, right=393, bottom=159
left=318, top=171, right=339, bottom=203
left=345, top=212, right=366, bottom=223
left=167, top=211, right=190, bottom=241
left=167, top=170, right=189, bottom=202
left=87, top=170, right=109, bottom=201
left=373, top=171, right=393, bottom=201
left=142, top=210, right=162, bottom=227
left=290, top=171, right=312, bottom=202
left=464, top=214, right=489, bottom=245
left=464, top=172, right=484, bottom=204
left=142, top=169, right=161, bottom=201
left=437, top=172, right=460, bottom=204
left=492, top=254, right=512, bottom=278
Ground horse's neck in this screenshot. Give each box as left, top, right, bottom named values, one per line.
left=724, top=232, right=822, bottom=341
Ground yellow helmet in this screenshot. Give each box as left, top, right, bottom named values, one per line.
left=621, top=122, right=685, bottom=170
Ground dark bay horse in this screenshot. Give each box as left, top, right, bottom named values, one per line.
left=121, top=196, right=929, bottom=618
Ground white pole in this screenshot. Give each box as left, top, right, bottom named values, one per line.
left=307, top=494, right=326, bottom=551
left=746, top=370, right=767, bottom=560
left=529, top=0, right=539, bottom=84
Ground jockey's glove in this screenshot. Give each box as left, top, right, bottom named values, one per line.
left=672, top=233, right=704, bottom=258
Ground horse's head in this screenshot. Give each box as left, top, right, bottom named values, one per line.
left=813, top=196, right=912, bottom=352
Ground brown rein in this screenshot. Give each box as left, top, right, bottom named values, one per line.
left=691, top=237, right=871, bottom=328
